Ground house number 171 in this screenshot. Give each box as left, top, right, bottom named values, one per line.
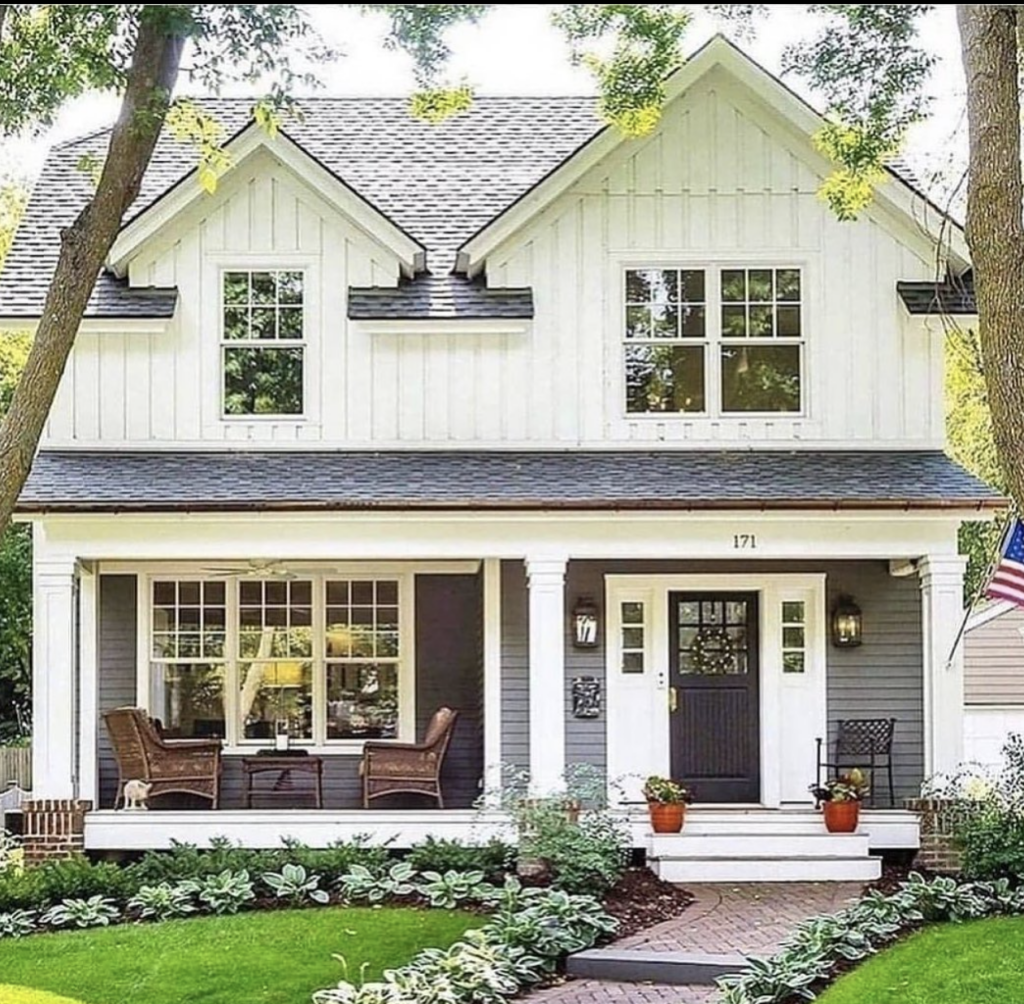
left=733, top=534, right=758, bottom=550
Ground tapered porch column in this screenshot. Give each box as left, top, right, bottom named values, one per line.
left=920, top=555, right=968, bottom=778
left=32, top=551, right=79, bottom=799
left=526, top=555, right=567, bottom=795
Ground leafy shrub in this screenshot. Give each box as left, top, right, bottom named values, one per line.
left=338, top=861, right=418, bottom=904
left=314, top=881, right=617, bottom=1004
left=406, top=838, right=515, bottom=881
left=523, top=808, right=630, bottom=895
left=0, top=830, right=24, bottom=875
left=127, top=883, right=197, bottom=921
left=186, top=870, right=255, bottom=915
left=0, top=908, right=36, bottom=938
left=262, top=863, right=329, bottom=905
left=279, top=838, right=389, bottom=886
left=417, top=870, right=494, bottom=909
left=0, top=856, right=133, bottom=914
left=40, top=896, right=120, bottom=930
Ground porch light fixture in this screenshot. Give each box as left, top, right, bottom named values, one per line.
left=572, top=596, right=600, bottom=648
left=831, top=595, right=863, bottom=648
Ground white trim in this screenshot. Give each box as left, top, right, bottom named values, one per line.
left=77, top=565, right=99, bottom=806
left=605, top=572, right=827, bottom=808
left=967, top=599, right=1017, bottom=633
left=0, top=317, right=175, bottom=336
left=356, top=319, right=532, bottom=337
left=109, top=123, right=424, bottom=278
left=459, top=36, right=968, bottom=275
left=482, top=558, right=503, bottom=804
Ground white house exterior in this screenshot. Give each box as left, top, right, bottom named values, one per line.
left=1, top=38, right=1001, bottom=880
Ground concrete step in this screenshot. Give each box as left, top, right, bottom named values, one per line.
left=567, top=949, right=747, bottom=986
left=648, top=831, right=872, bottom=859
left=651, top=854, right=882, bottom=884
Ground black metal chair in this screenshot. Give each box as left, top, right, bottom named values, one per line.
left=816, top=718, right=897, bottom=808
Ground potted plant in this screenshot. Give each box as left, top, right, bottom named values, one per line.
left=809, top=769, right=869, bottom=833
left=643, top=776, right=694, bottom=833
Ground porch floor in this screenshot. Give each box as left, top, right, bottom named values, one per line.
left=82, top=806, right=920, bottom=854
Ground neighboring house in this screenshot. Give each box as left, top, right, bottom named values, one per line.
left=964, top=601, right=1024, bottom=768
left=0, top=37, right=1002, bottom=880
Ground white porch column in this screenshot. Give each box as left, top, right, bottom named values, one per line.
left=482, top=559, right=503, bottom=804
left=526, top=555, right=567, bottom=795
left=32, top=547, right=79, bottom=800
left=920, top=554, right=968, bottom=779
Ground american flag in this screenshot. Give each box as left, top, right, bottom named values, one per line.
left=987, top=518, right=1024, bottom=606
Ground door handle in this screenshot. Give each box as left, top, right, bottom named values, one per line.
left=669, top=687, right=679, bottom=713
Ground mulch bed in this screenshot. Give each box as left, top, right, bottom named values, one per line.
left=604, top=867, right=694, bottom=939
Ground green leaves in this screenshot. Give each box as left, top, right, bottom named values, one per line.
left=166, top=99, right=230, bottom=194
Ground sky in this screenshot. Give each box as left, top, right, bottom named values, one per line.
left=0, top=4, right=968, bottom=192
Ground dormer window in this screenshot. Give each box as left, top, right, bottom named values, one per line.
left=624, top=266, right=803, bottom=416
left=222, top=270, right=305, bottom=417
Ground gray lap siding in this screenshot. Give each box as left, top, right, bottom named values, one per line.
left=498, top=558, right=924, bottom=802
left=97, top=573, right=484, bottom=810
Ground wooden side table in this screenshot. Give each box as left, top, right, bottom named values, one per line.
left=242, top=755, right=324, bottom=809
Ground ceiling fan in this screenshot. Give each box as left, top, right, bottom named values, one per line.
left=201, top=559, right=301, bottom=580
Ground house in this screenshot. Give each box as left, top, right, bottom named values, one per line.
left=0, top=37, right=1001, bottom=880
left=963, top=601, right=1024, bottom=768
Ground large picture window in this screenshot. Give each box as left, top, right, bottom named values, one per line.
left=148, top=574, right=409, bottom=749
left=222, top=270, right=304, bottom=417
left=624, top=266, right=804, bottom=416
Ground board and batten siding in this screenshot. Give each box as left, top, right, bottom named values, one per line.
left=45, top=67, right=943, bottom=451
left=96, top=573, right=483, bottom=810
left=499, top=558, right=923, bottom=800
left=965, top=606, right=1024, bottom=706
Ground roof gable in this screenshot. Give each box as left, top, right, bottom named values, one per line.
left=108, top=121, right=426, bottom=279
left=458, top=35, right=968, bottom=275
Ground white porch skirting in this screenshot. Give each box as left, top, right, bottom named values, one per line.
left=83, top=807, right=920, bottom=853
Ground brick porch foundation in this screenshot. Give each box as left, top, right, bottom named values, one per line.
left=21, top=800, right=92, bottom=863
left=905, top=798, right=962, bottom=874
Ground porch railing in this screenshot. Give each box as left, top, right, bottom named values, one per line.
left=0, top=746, right=31, bottom=790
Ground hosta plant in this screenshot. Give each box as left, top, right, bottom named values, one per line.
left=127, top=882, right=197, bottom=921
left=0, top=909, right=36, bottom=938
left=41, top=896, right=120, bottom=930
left=417, top=869, right=494, bottom=909
left=262, top=863, right=330, bottom=905
left=186, top=869, right=255, bottom=915
left=337, top=862, right=418, bottom=904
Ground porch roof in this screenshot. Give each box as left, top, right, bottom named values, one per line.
left=18, top=449, right=1002, bottom=513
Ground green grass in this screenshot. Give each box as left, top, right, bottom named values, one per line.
left=818, top=917, right=1024, bottom=1004
left=0, top=907, right=483, bottom=1004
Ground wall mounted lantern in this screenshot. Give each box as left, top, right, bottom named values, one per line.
left=572, top=596, right=600, bottom=648
left=831, top=595, right=863, bottom=648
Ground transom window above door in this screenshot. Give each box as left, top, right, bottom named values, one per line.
left=624, top=266, right=803, bottom=416
left=222, top=270, right=305, bottom=418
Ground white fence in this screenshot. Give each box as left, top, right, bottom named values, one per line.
left=0, top=746, right=31, bottom=789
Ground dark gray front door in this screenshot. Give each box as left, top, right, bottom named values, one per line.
left=669, top=592, right=760, bottom=803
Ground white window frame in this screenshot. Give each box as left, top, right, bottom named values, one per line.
left=137, top=567, right=416, bottom=755
left=220, top=266, right=308, bottom=421
left=619, top=260, right=808, bottom=420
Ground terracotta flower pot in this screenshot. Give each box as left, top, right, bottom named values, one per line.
left=823, top=799, right=860, bottom=833
left=648, top=801, right=686, bottom=834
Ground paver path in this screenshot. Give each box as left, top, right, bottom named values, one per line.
left=529, top=883, right=863, bottom=1004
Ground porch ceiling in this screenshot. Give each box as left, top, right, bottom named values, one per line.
left=18, top=448, right=1003, bottom=514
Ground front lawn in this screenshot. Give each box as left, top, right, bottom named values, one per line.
left=0, top=906, right=482, bottom=1004
left=818, top=917, right=1024, bottom=1004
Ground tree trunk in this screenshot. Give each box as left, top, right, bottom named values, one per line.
left=958, top=5, right=1024, bottom=511
left=0, top=9, right=185, bottom=532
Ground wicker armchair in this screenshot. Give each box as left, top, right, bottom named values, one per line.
left=103, top=707, right=222, bottom=809
left=360, top=707, right=458, bottom=808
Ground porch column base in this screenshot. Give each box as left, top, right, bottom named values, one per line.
left=21, top=799, right=92, bottom=863
left=905, top=797, right=962, bottom=874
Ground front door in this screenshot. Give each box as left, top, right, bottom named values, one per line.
left=669, top=592, right=760, bottom=802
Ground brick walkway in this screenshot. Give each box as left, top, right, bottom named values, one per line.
left=528, top=883, right=863, bottom=1004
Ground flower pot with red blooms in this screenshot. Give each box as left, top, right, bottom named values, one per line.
left=809, top=769, right=869, bottom=834
left=643, top=776, right=694, bottom=834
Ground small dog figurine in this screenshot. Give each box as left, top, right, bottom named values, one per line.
left=123, top=779, right=152, bottom=811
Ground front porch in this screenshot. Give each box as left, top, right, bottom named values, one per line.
left=28, top=508, right=972, bottom=873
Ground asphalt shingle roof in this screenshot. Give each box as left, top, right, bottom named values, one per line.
left=897, top=279, right=977, bottom=315
left=17, top=449, right=1002, bottom=513
left=348, top=276, right=534, bottom=320
left=0, top=97, right=602, bottom=320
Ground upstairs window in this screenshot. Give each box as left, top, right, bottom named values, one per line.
left=222, top=270, right=305, bottom=417
left=624, top=266, right=803, bottom=416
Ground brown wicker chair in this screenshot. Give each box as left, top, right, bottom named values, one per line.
left=360, top=707, right=458, bottom=808
left=103, top=707, right=222, bottom=809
